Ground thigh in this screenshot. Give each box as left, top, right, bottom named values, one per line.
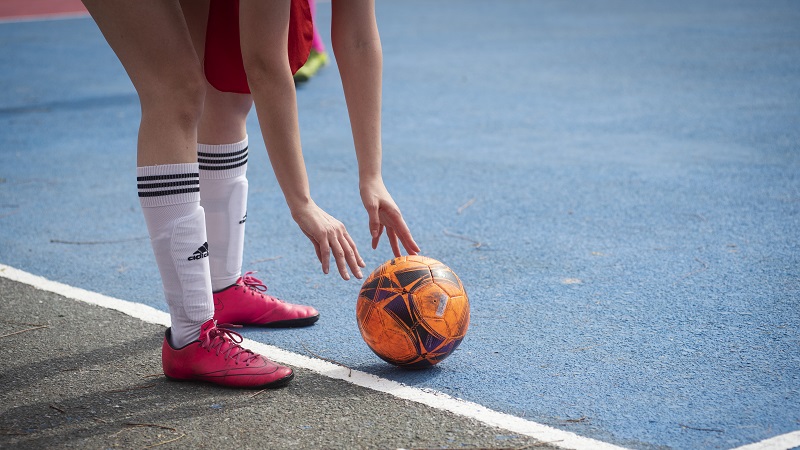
left=180, top=0, right=210, bottom=64
left=82, top=0, right=203, bottom=100
left=183, top=0, right=253, bottom=143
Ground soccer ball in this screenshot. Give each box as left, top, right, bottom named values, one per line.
left=356, top=255, right=470, bottom=368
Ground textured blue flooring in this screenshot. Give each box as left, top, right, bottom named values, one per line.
left=1, top=1, right=799, bottom=448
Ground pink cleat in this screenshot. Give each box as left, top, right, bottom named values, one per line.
left=162, top=319, right=293, bottom=389
left=213, top=272, right=319, bottom=327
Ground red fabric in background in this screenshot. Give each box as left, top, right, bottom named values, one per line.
left=0, top=0, right=87, bottom=19
left=204, top=0, right=313, bottom=94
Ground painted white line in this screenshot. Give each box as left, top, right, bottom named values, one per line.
left=0, top=12, right=88, bottom=25
left=730, top=430, right=800, bottom=450
left=0, top=264, right=171, bottom=327
left=0, top=263, right=625, bottom=450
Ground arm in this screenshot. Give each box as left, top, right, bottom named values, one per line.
left=239, top=0, right=364, bottom=280
left=331, top=0, right=420, bottom=256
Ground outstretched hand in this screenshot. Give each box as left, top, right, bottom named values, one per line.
left=360, top=179, right=420, bottom=257
left=291, top=200, right=366, bottom=280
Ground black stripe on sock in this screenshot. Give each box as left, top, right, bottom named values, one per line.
left=197, top=154, right=247, bottom=165
left=197, top=146, right=248, bottom=159
left=136, top=173, right=199, bottom=182
left=137, top=187, right=200, bottom=197
left=137, top=179, right=200, bottom=190
left=198, top=159, right=248, bottom=171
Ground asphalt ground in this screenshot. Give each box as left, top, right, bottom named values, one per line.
left=0, top=275, right=553, bottom=450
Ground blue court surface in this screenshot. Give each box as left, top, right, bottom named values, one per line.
left=1, top=1, right=799, bottom=449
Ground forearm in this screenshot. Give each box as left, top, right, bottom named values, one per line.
left=239, top=0, right=311, bottom=213
left=250, top=69, right=313, bottom=213
left=331, top=0, right=383, bottom=185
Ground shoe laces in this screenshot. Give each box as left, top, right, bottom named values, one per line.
left=200, top=324, right=260, bottom=365
left=241, top=271, right=283, bottom=303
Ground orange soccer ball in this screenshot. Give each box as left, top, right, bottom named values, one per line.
left=356, top=255, right=470, bottom=368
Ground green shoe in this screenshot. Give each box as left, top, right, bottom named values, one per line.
left=294, top=50, right=329, bottom=83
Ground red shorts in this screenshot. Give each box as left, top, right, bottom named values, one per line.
left=204, top=0, right=313, bottom=94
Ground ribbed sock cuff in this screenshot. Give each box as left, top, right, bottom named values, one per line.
left=198, top=136, right=248, bottom=180
left=137, top=163, right=200, bottom=207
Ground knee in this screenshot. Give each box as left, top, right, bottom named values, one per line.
left=139, top=70, right=207, bottom=130
left=205, top=86, right=253, bottom=120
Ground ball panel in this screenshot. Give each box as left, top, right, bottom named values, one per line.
left=358, top=274, right=381, bottom=303
left=430, top=265, right=466, bottom=297
left=383, top=294, right=416, bottom=329
left=358, top=301, right=418, bottom=364
left=439, top=294, right=470, bottom=338
left=393, top=267, right=432, bottom=292
left=409, top=284, right=447, bottom=318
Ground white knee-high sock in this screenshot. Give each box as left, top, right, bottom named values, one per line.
left=138, top=163, right=214, bottom=348
left=198, top=136, right=249, bottom=291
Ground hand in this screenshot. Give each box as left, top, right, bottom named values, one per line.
left=360, top=178, right=421, bottom=257
left=291, top=200, right=366, bottom=280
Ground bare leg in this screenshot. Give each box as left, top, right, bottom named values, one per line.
left=182, top=0, right=254, bottom=291
left=82, top=0, right=206, bottom=165
left=182, top=0, right=253, bottom=144
left=83, top=0, right=296, bottom=389
left=83, top=0, right=213, bottom=347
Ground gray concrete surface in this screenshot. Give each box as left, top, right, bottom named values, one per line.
left=0, top=276, right=554, bottom=449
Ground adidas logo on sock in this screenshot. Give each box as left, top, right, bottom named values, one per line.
left=188, top=242, right=209, bottom=261
left=239, top=212, right=247, bottom=224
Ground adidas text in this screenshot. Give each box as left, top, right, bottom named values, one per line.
left=189, top=242, right=209, bottom=261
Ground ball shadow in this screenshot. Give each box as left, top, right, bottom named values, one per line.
left=357, top=361, right=446, bottom=385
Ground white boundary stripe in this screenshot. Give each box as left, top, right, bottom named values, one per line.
left=730, top=430, right=800, bottom=450
left=0, top=264, right=619, bottom=449
left=0, top=264, right=170, bottom=326
left=4, top=264, right=797, bottom=450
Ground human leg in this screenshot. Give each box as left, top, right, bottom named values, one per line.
left=182, top=0, right=254, bottom=291
left=294, top=0, right=329, bottom=83
left=196, top=89, right=319, bottom=326
left=82, top=0, right=212, bottom=348
left=82, top=0, right=293, bottom=387
left=182, top=1, right=319, bottom=325
left=309, top=0, right=324, bottom=53
left=196, top=90, right=253, bottom=292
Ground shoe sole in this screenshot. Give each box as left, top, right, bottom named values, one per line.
left=164, top=370, right=295, bottom=389
left=259, top=313, right=320, bottom=328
